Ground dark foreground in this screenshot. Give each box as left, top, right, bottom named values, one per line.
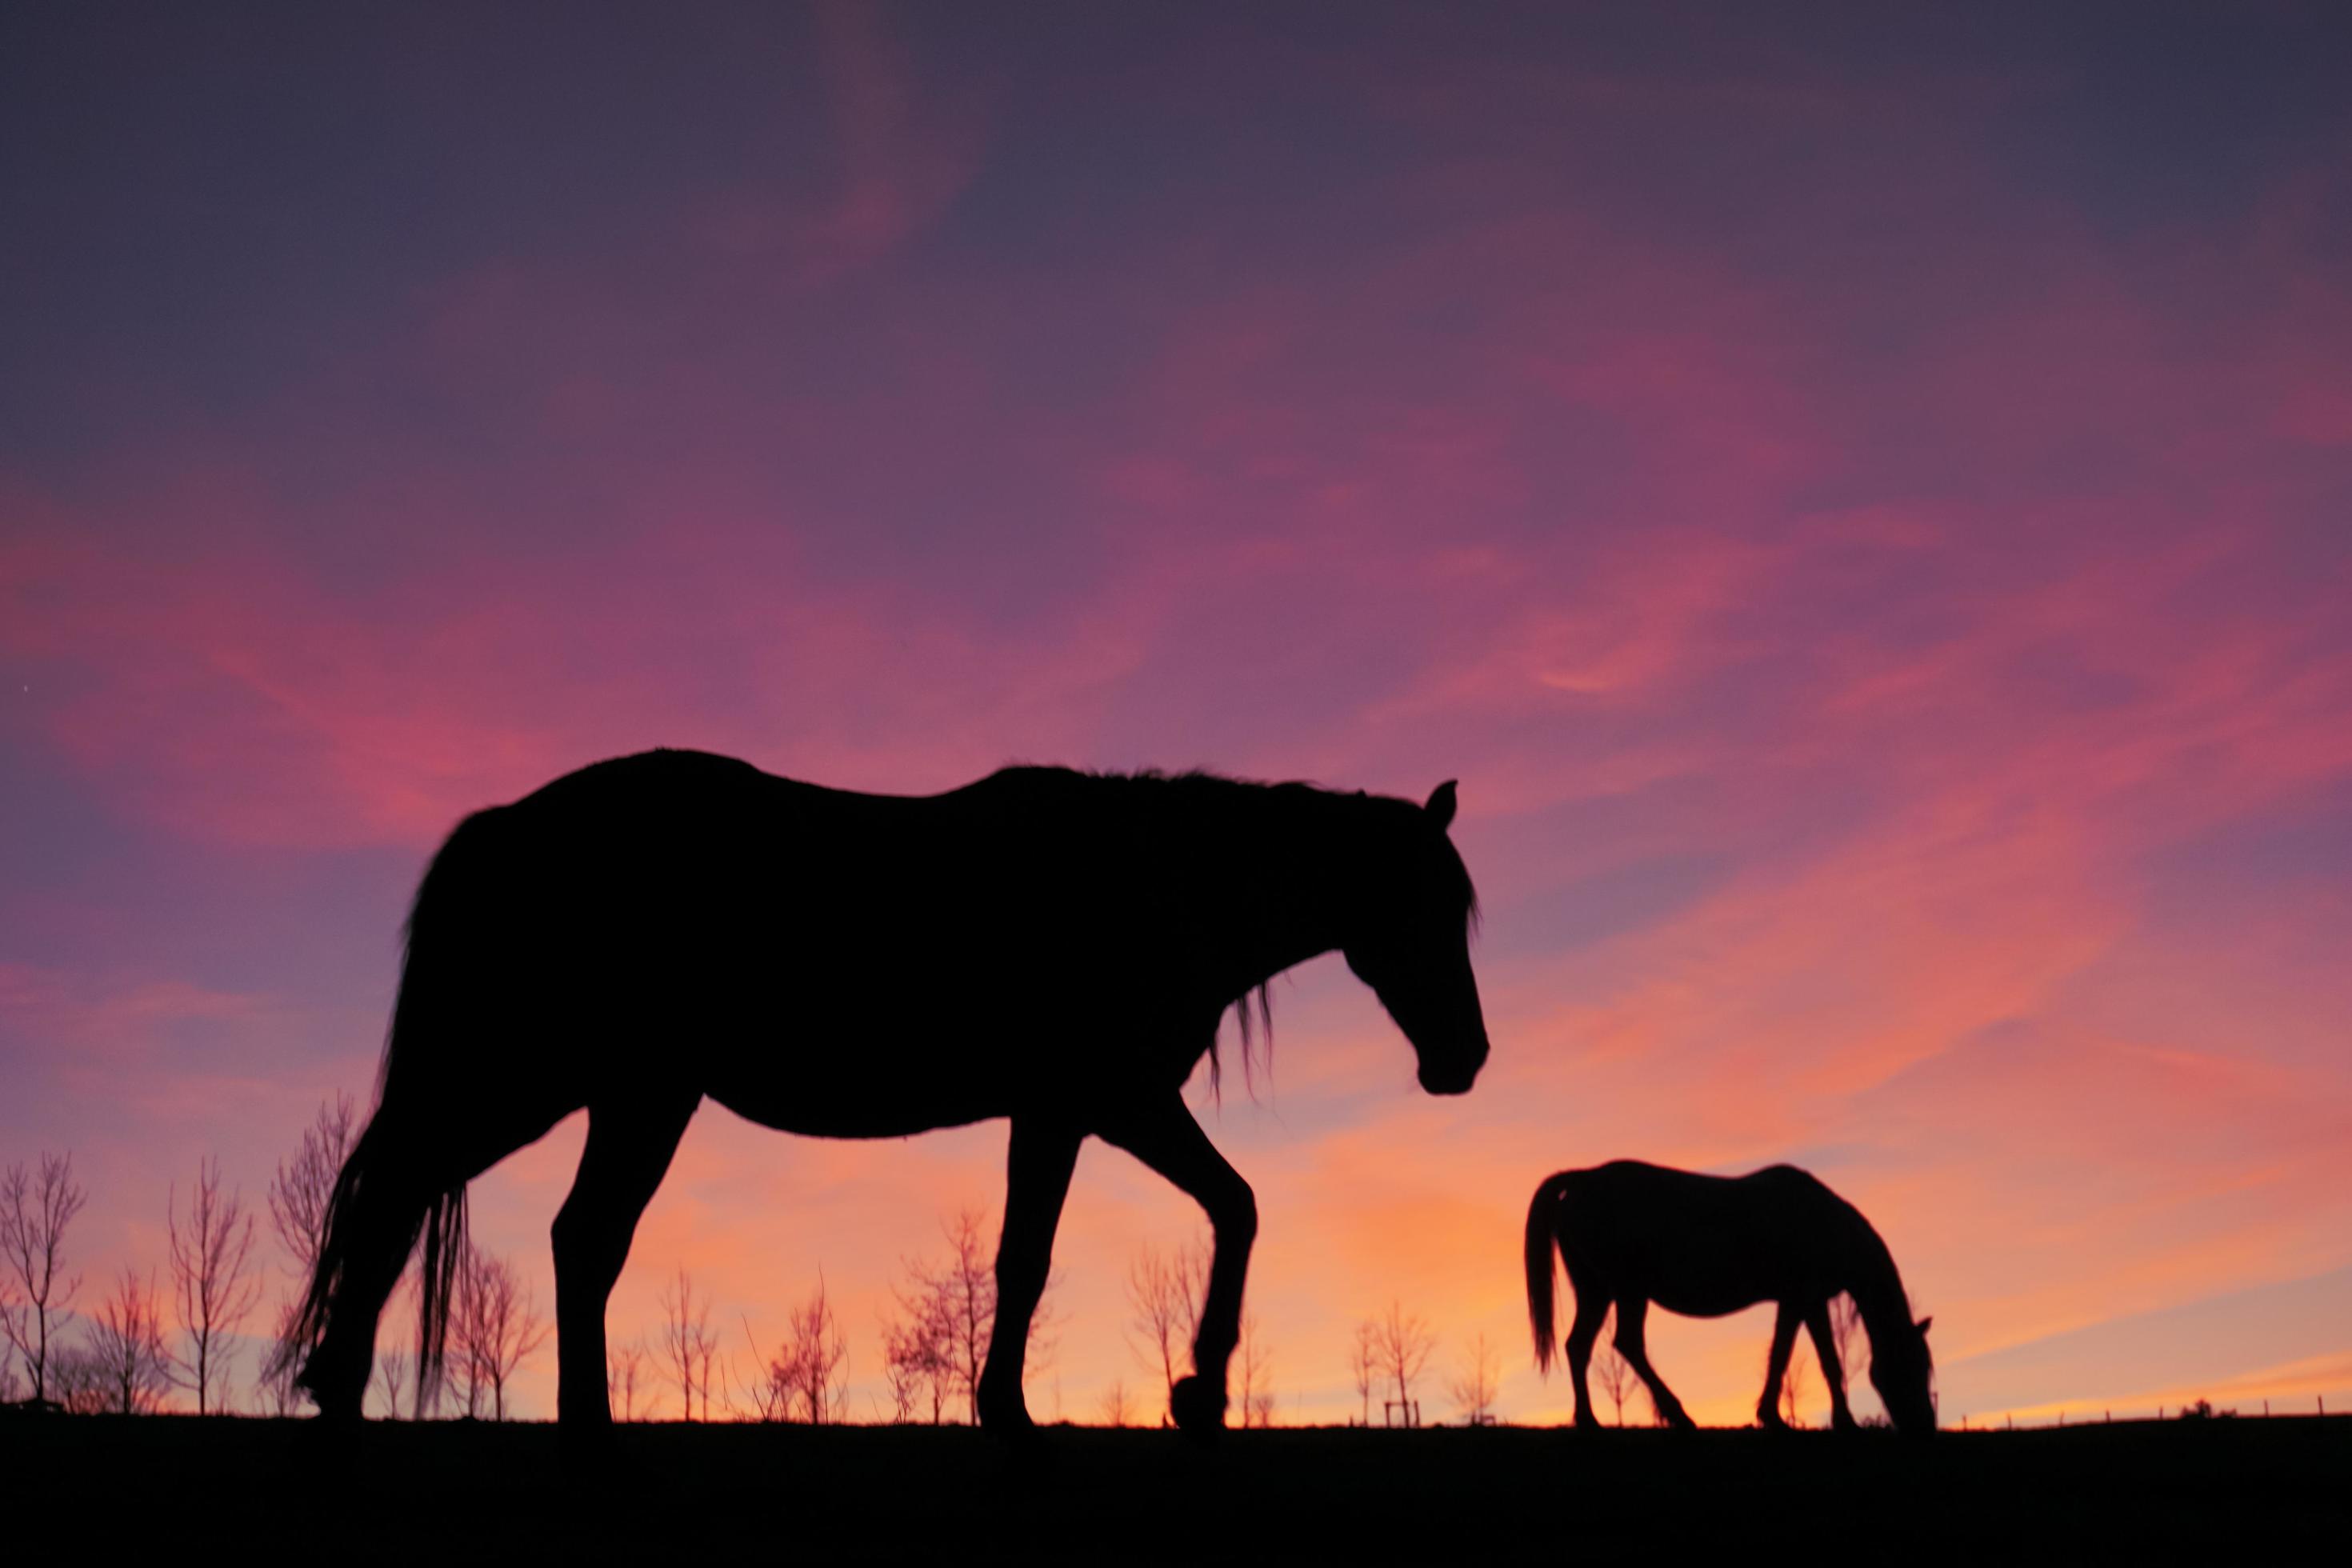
left=7, top=1413, right=2346, bottom=1561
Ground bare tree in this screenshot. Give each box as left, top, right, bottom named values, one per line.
left=268, top=1095, right=357, bottom=1274
left=166, top=1156, right=261, bottom=1414
left=48, top=1346, right=110, bottom=1414
left=1828, top=1293, right=1869, bottom=1411
left=658, top=1268, right=718, bottom=1421
left=1125, top=1239, right=1207, bottom=1422
left=0, top=1151, right=88, bottom=1403
left=1372, top=1302, right=1435, bottom=1426
left=930, top=1207, right=996, bottom=1426
left=86, top=1266, right=171, bottom=1414
left=782, top=1276, right=848, bottom=1423
left=880, top=1290, right=948, bottom=1424
left=1450, top=1330, right=1500, bottom=1425
left=1778, top=1336, right=1810, bottom=1429
left=264, top=1094, right=358, bottom=1407
left=742, top=1278, right=850, bottom=1424
left=606, top=1337, right=650, bottom=1422
left=255, top=1294, right=310, bottom=1415
left=449, top=1242, right=550, bottom=1420
left=1594, top=1342, right=1638, bottom=1426
left=891, top=1206, right=1055, bottom=1424
left=375, top=1346, right=410, bottom=1419
left=1097, top=1379, right=1132, bottom=1427
left=881, top=1294, right=950, bottom=1423
left=740, top=1316, right=790, bottom=1422
left=1350, top=1319, right=1378, bottom=1426
left=1235, top=1311, right=1274, bottom=1428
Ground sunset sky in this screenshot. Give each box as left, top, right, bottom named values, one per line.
left=5, top=2, right=2350, bottom=1429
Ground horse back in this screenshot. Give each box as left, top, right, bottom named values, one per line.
left=1554, top=1161, right=1863, bottom=1316
left=412, top=750, right=1157, bottom=1037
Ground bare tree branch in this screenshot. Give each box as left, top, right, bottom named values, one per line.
left=606, top=1337, right=648, bottom=1422
left=658, top=1268, right=718, bottom=1421
left=166, top=1156, right=261, bottom=1414
left=375, top=1346, right=410, bottom=1419
left=1236, top=1310, right=1274, bottom=1428
left=48, top=1345, right=110, bottom=1414
left=448, top=1241, right=550, bottom=1420
left=0, top=1151, right=89, bottom=1403
left=887, top=1206, right=1054, bottom=1425
left=267, top=1094, right=357, bottom=1275
left=1779, top=1336, right=1811, bottom=1429
left=1124, top=1238, right=1207, bottom=1423
left=1594, top=1342, right=1638, bottom=1426
left=86, top=1266, right=171, bottom=1414
left=1450, top=1330, right=1499, bottom=1425
left=1373, top=1301, right=1434, bottom=1426
left=744, top=1277, right=850, bottom=1423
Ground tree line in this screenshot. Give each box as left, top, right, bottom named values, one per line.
left=12, top=1115, right=1881, bottom=1426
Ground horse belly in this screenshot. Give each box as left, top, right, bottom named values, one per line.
left=694, top=996, right=1024, bottom=1139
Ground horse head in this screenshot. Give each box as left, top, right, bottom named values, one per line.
left=1870, top=1314, right=1938, bottom=1434
left=1341, top=781, right=1490, bottom=1096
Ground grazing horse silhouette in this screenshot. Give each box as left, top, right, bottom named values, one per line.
left=1525, top=1161, right=1936, bottom=1434
left=286, top=749, right=1488, bottom=1432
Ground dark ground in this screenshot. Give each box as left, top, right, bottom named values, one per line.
left=6, top=1413, right=2345, bottom=1561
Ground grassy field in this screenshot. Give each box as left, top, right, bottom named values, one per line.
left=6, top=1412, right=2343, bottom=1560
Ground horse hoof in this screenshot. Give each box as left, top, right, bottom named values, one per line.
left=307, top=1387, right=364, bottom=1426
left=1169, top=1375, right=1226, bottom=1438
left=977, top=1392, right=1037, bottom=1438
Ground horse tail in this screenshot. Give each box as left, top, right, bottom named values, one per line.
left=290, top=810, right=506, bottom=1414
left=282, top=1105, right=470, bottom=1409
left=1526, top=1171, right=1573, bottom=1375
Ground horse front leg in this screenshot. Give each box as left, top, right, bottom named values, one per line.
left=1804, top=1302, right=1856, bottom=1432
left=974, top=1114, right=1082, bottom=1433
left=1757, top=1302, right=1801, bottom=1430
left=1099, top=1094, right=1257, bottom=1437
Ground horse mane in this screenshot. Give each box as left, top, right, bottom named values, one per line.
left=1066, top=768, right=1320, bottom=1102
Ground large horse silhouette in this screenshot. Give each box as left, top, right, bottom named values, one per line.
left=287, top=749, right=1488, bottom=1432
left=1525, top=1161, right=1936, bottom=1434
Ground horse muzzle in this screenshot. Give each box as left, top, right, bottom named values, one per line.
left=1417, top=1046, right=1486, bottom=1097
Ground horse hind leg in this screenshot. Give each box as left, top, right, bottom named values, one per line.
left=1614, top=1297, right=1694, bottom=1430
left=550, top=1091, right=701, bottom=1428
left=296, top=1109, right=439, bottom=1421
left=299, top=1076, right=582, bottom=1420
left=1563, top=1287, right=1610, bottom=1430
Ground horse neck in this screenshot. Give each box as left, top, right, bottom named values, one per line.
left=1189, top=790, right=1352, bottom=999
left=1842, top=1223, right=1914, bottom=1343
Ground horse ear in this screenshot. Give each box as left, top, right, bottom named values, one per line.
left=1425, top=779, right=1458, bottom=830
left=1916, top=1316, right=1933, bottom=1337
